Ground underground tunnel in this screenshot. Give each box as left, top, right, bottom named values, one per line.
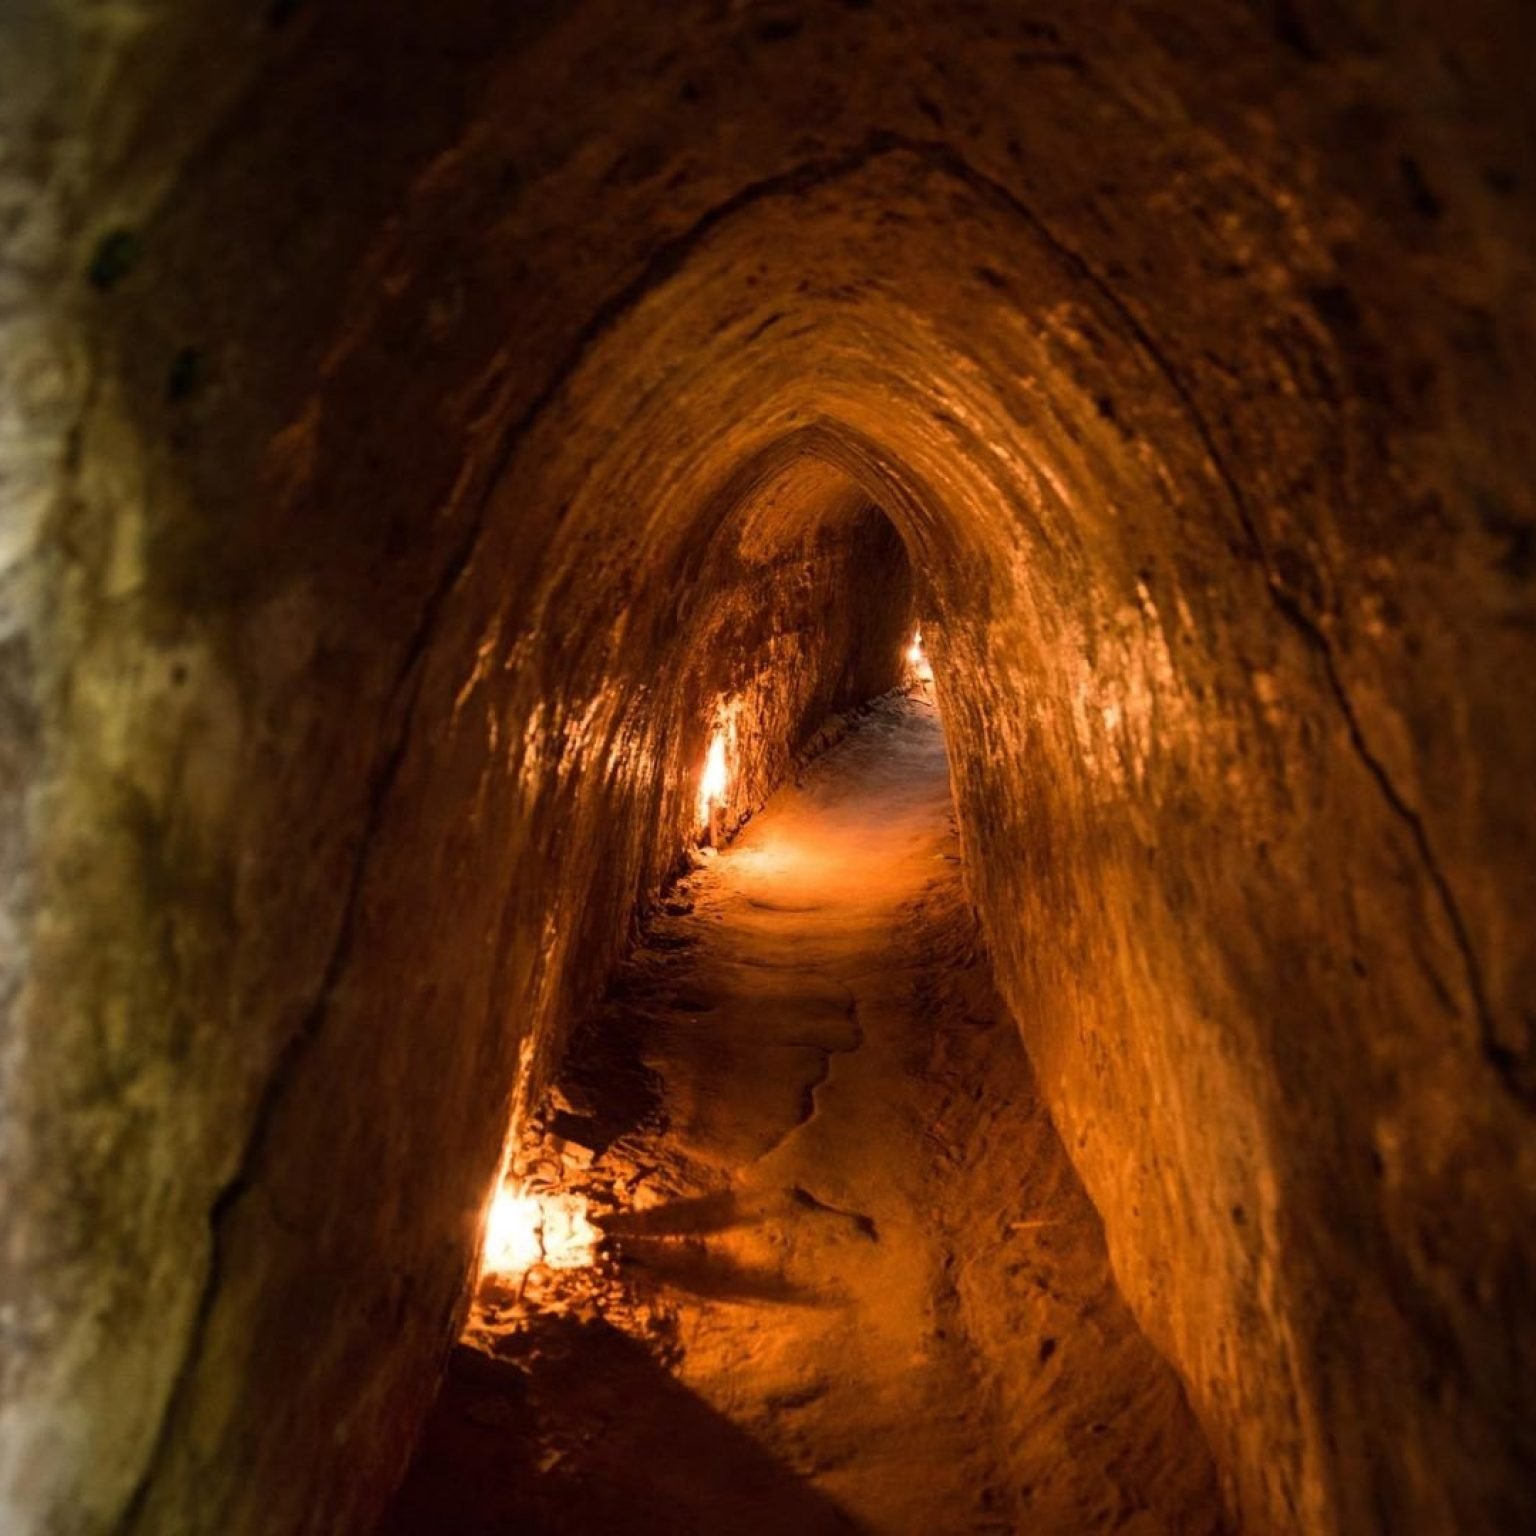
left=2, top=3, right=1535, bottom=1534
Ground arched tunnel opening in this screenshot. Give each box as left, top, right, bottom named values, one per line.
left=3, top=4, right=1535, bottom=1535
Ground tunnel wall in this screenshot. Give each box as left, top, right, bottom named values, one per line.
left=3, top=173, right=913, bottom=1532
left=2, top=3, right=1534, bottom=1535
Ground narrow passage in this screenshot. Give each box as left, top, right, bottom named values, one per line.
left=384, top=696, right=1226, bottom=1535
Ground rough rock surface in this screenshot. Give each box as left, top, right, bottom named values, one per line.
left=2, top=4, right=1534, bottom=1535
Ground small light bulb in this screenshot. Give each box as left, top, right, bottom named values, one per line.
left=698, top=730, right=729, bottom=823
left=906, top=628, right=934, bottom=683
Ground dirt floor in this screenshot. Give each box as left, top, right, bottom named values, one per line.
left=381, top=694, right=1229, bottom=1535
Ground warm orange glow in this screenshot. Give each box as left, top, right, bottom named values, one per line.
left=698, top=728, right=729, bottom=824
left=480, top=1181, right=599, bottom=1281
left=906, top=627, right=934, bottom=684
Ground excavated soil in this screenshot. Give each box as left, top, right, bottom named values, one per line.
left=382, top=696, right=1227, bottom=1534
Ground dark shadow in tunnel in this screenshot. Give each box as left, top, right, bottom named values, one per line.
left=380, top=1317, right=864, bottom=1536
left=615, top=1240, right=828, bottom=1308
left=600, top=1190, right=747, bottom=1238
left=545, top=1004, right=669, bottom=1159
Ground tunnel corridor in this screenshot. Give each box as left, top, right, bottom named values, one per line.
left=384, top=695, right=1226, bottom=1535
left=3, top=3, right=1536, bottom=1535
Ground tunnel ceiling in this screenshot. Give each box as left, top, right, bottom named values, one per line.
left=3, top=3, right=1535, bottom=1535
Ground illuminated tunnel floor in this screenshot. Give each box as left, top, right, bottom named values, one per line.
left=382, top=696, right=1226, bottom=1535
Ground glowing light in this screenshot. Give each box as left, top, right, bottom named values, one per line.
left=698, top=729, right=729, bottom=825
left=480, top=1181, right=599, bottom=1281
left=906, top=628, right=934, bottom=684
